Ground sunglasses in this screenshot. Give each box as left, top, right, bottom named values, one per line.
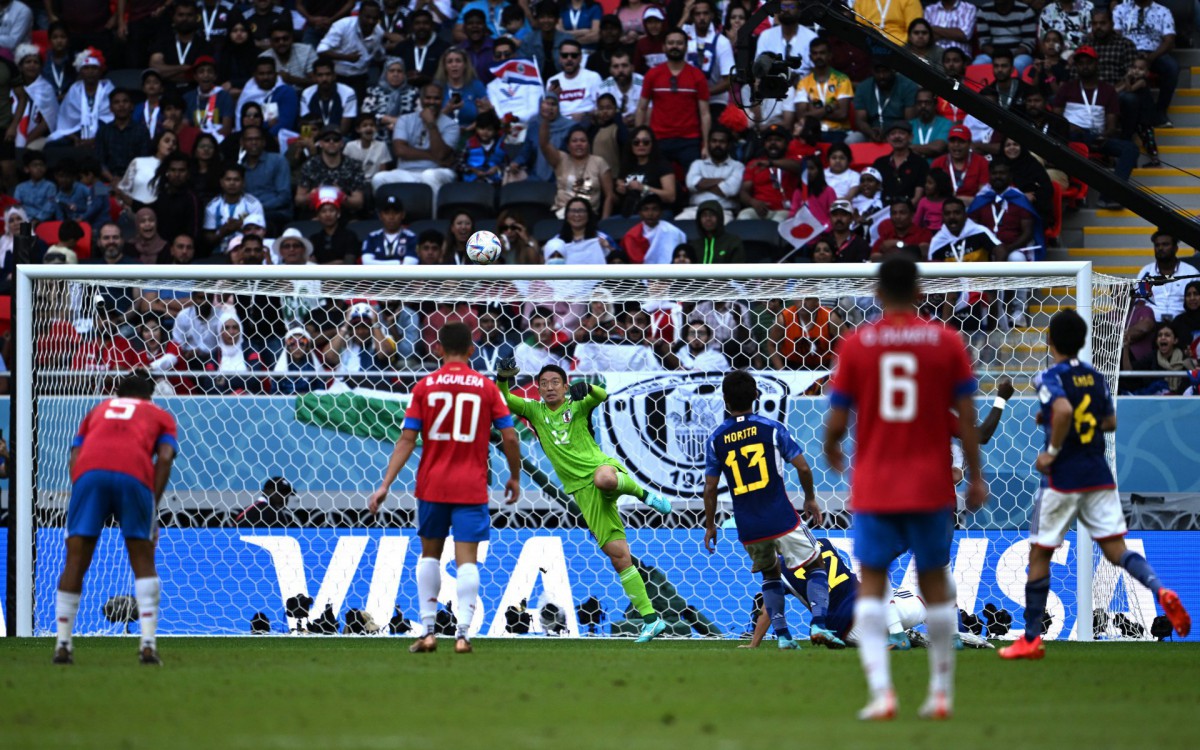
left=501, top=223, right=521, bottom=231
left=320, top=134, right=342, bottom=142
left=560, top=52, right=581, bottom=59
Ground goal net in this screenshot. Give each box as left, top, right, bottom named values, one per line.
left=15, top=263, right=1145, bottom=640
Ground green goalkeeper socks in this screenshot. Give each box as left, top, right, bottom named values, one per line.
left=615, top=473, right=647, bottom=501
left=619, top=565, right=657, bottom=622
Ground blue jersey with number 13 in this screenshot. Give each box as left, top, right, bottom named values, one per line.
left=704, top=414, right=804, bottom=544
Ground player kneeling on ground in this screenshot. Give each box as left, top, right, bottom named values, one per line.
left=55, top=370, right=179, bottom=666
left=496, top=357, right=672, bottom=643
left=999, top=310, right=1190, bottom=660
left=370, top=323, right=523, bottom=654
left=702, top=371, right=841, bottom=650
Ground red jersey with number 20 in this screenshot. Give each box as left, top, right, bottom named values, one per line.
left=828, top=312, right=976, bottom=513
left=402, top=362, right=514, bottom=504
left=71, top=398, right=180, bottom=490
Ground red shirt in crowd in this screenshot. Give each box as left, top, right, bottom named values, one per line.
left=641, top=62, right=710, bottom=141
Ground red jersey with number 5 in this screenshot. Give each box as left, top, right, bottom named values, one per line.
left=71, top=398, right=180, bottom=490
left=828, top=312, right=976, bottom=513
left=402, top=362, right=514, bottom=504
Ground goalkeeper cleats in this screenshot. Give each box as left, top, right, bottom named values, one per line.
left=634, top=618, right=668, bottom=643
left=810, top=625, right=846, bottom=649
left=1159, top=588, right=1191, bottom=637
left=409, top=634, right=437, bottom=653
left=139, top=647, right=162, bottom=666
left=52, top=646, right=73, bottom=665
left=887, top=632, right=911, bottom=651
left=998, top=634, right=1045, bottom=660
left=643, top=493, right=671, bottom=515
left=857, top=690, right=897, bottom=721
left=777, top=636, right=801, bottom=650
left=918, top=691, right=953, bottom=720
left=455, top=637, right=473, bottom=654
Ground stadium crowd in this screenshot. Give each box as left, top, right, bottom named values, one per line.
left=0, top=0, right=1193, bottom=394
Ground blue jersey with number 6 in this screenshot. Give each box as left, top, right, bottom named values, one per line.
left=780, top=539, right=859, bottom=638
left=705, top=414, right=804, bottom=544
left=1037, top=359, right=1115, bottom=492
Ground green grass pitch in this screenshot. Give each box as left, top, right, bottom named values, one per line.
left=2, top=638, right=1197, bottom=749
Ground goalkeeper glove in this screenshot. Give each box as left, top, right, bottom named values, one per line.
left=569, top=380, right=591, bottom=401
left=496, top=356, right=519, bottom=380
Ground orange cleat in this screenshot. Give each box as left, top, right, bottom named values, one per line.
left=857, top=690, right=897, bottom=721
left=1159, top=589, right=1191, bottom=638
left=409, top=634, right=437, bottom=653
left=998, top=634, right=1045, bottom=660
left=918, top=691, right=953, bottom=720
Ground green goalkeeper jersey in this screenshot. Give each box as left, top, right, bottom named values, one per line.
left=500, top=381, right=618, bottom=493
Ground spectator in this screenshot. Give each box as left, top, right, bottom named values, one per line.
left=657, top=320, right=729, bottom=370
left=1115, top=56, right=1161, bottom=166
left=632, top=6, right=666, bottom=73
left=548, top=39, right=603, bottom=120
left=94, top=88, right=150, bottom=184
left=1024, top=29, right=1070, bottom=98
left=542, top=120, right=615, bottom=219
left=909, top=88, right=952, bottom=159
left=362, top=58, right=419, bottom=144
left=139, top=319, right=185, bottom=394
left=738, top=124, right=797, bottom=220
left=487, top=37, right=545, bottom=124
left=69, top=299, right=141, bottom=379
left=43, top=220, right=83, bottom=264
left=301, top=58, right=360, bottom=134
left=150, top=153, right=204, bottom=251
left=125, top=207, right=168, bottom=263
left=470, top=309, right=516, bottom=373
left=223, top=102, right=281, bottom=163
left=371, top=83, right=459, bottom=194
left=0, top=206, right=24, bottom=287
left=88, top=222, right=135, bottom=267
left=415, top=229, right=446, bottom=264
left=931, top=0, right=979, bottom=53
left=13, top=44, right=57, bottom=149
left=818, top=143, right=856, bottom=200
left=216, top=18, right=260, bottom=99
left=182, top=57, right=234, bottom=142
left=853, top=167, right=885, bottom=220
left=435, top=47, right=488, bottom=130
left=585, top=93, right=625, bottom=178
left=75, top=158, right=112, bottom=233
left=458, top=110, right=508, bottom=183
left=201, top=315, right=267, bottom=395
left=614, top=125, right=675, bottom=217
left=515, top=306, right=571, bottom=372
left=1053, top=45, right=1137, bottom=209
left=230, top=235, right=287, bottom=357
left=274, top=328, right=326, bottom=395
left=361, top=192, right=418, bottom=264
left=931, top=123, right=988, bottom=203
left=158, top=92, right=202, bottom=155
left=243, top=0, right=289, bottom=47
left=755, top=0, right=818, bottom=79
left=1089, top=9, right=1136, bottom=89
left=343, top=114, right=391, bottom=180
left=1039, top=0, right=1093, bottom=53
left=683, top=0, right=734, bottom=119
left=1121, top=322, right=1197, bottom=395
left=165, top=233, right=197, bottom=265
left=873, top=198, right=933, bottom=260
left=1113, top=0, right=1177, bottom=127
left=1022, top=87, right=1072, bottom=143
left=316, top=0, right=385, bottom=95
left=672, top=244, right=696, bottom=263
left=691, top=200, right=745, bottom=263
left=149, top=3, right=214, bottom=88
left=969, top=160, right=1039, bottom=259
left=928, top=196, right=1000, bottom=262
left=853, top=62, right=918, bottom=143
left=810, top=200, right=870, bottom=263
left=636, top=27, right=711, bottom=167
left=308, top=187, right=359, bottom=264
left=771, top=297, right=843, bottom=370
left=795, top=37, right=855, bottom=143
left=976, top=0, right=1038, bottom=72
left=1169, top=281, right=1200, bottom=353
left=392, top=10, right=448, bottom=87
left=522, top=1, right=572, bottom=81
left=617, top=0, right=652, bottom=43
left=678, top=127, right=742, bottom=221
left=204, top=164, right=266, bottom=253
left=459, top=9, right=498, bottom=83
left=0, top=0, right=31, bottom=54
left=241, top=125, right=294, bottom=224
left=294, top=125, right=367, bottom=213
left=41, top=22, right=75, bottom=101
left=237, top=57, right=300, bottom=135
left=497, top=210, right=541, bottom=264
left=443, top=211, right=475, bottom=264
left=873, top=120, right=928, bottom=205
left=14, top=151, right=57, bottom=222
left=542, top=197, right=613, bottom=263
left=622, top=193, right=686, bottom=264
left=979, top=47, right=1033, bottom=121
left=51, top=159, right=90, bottom=223
left=264, top=21, right=318, bottom=90
left=915, top=169, right=953, bottom=231
left=174, top=290, right=234, bottom=364
left=1135, top=230, right=1200, bottom=321
left=587, top=15, right=632, bottom=78
left=47, top=48, right=113, bottom=145
left=133, top=67, right=166, bottom=135
left=789, top=156, right=836, bottom=227
left=994, top=137, right=1055, bottom=221
left=937, top=47, right=970, bottom=122
left=906, top=18, right=943, bottom=68
left=235, top=477, right=297, bottom=528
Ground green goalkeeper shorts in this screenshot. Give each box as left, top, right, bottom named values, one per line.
left=573, top=470, right=628, bottom=548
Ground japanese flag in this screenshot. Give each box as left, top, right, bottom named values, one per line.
left=778, top=205, right=826, bottom=249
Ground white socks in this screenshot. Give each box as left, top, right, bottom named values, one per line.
left=854, top=597, right=891, bottom=697
left=135, top=577, right=161, bottom=650
left=416, top=556, right=441, bottom=637
left=925, top=602, right=958, bottom=698
left=455, top=563, right=479, bottom=639
left=56, top=590, right=81, bottom=649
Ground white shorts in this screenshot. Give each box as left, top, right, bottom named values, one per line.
left=1031, top=487, right=1127, bottom=549
left=845, top=587, right=926, bottom=644
left=744, top=524, right=819, bottom=573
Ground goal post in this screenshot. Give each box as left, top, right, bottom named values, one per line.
left=13, top=261, right=1136, bottom=639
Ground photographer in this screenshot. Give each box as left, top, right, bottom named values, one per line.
left=235, top=477, right=297, bottom=528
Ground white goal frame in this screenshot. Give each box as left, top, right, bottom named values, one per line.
left=13, top=261, right=1098, bottom=639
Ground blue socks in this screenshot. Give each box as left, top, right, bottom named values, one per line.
left=805, top=567, right=830, bottom=628
left=1023, top=576, right=1050, bottom=642
left=1120, top=550, right=1162, bottom=595
left=762, top=579, right=791, bottom=639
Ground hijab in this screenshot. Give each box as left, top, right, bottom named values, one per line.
left=131, top=207, right=167, bottom=263
left=217, top=313, right=247, bottom=372
left=0, top=206, right=29, bottom=269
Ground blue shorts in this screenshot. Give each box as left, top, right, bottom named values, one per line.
left=416, top=500, right=490, bottom=543
left=853, top=509, right=953, bottom=573
left=68, top=470, right=155, bottom=540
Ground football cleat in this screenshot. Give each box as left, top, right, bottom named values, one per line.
left=857, top=690, right=897, bottom=721
left=455, top=637, right=473, bottom=654
left=643, top=493, right=671, bottom=515
left=887, top=632, right=911, bottom=651
left=998, top=634, right=1045, bottom=660
left=918, top=691, right=953, bottom=720
left=1159, top=589, right=1191, bottom=638
left=52, top=646, right=73, bottom=665
left=139, top=647, right=162, bottom=666
left=409, top=634, right=437, bottom=653
left=810, top=625, right=846, bottom=649
left=634, top=618, right=668, bottom=643
left=777, top=636, right=801, bottom=650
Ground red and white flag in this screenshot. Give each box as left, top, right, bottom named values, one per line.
left=778, top=205, right=827, bottom=248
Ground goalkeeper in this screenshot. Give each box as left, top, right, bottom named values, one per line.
left=496, top=356, right=672, bottom=643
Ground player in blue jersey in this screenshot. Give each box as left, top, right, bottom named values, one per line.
left=702, top=371, right=844, bottom=650
left=1000, top=310, right=1190, bottom=660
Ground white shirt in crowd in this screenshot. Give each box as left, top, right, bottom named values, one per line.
left=547, top=68, right=603, bottom=118
left=316, top=16, right=385, bottom=78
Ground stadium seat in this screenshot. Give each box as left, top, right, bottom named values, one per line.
left=347, top=219, right=383, bottom=243
left=675, top=219, right=700, bottom=242
left=726, top=219, right=783, bottom=263
left=499, top=181, right=558, bottom=226
left=406, top=218, right=445, bottom=238
left=436, top=182, right=497, bottom=219
left=377, top=183, right=433, bottom=221
left=534, top=218, right=562, bottom=245
left=598, top=216, right=637, bottom=242
left=1063, top=143, right=1090, bottom=207
left=105, top=68, right=146, bottom=94
left=284, top=219, right=320, bottom=239
left=964, top=63, right=998, bottom=92
left=1045, top=182, right=1064, bottom=242
left=41, top=145, right=92, bottom=171
left=35, top=220, right=91, bottom=259
left=849, top=142, right=890, bottom=171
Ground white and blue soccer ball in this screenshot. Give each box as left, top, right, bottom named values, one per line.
left=466, top=230, right=503, bottom=265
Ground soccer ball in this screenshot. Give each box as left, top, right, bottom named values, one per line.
left=466, top=230, right=503, bottom=265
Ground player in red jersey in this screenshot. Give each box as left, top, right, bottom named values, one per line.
left=55, top=371, right=179, bottom=666
left=368, top=322, right=522, bottom=654
left=823, top=256, right=988, bottom=720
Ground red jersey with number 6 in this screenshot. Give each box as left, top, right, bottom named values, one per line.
left=402, top=362, right=514, bottom=504
left=828, top=312, right=976, bottom=513
left=71, top=398, right=180, bottom=490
